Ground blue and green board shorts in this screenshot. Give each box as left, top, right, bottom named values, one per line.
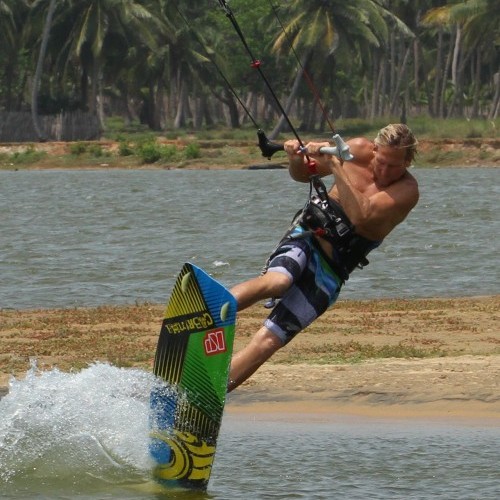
left=264, top=226, right=342, bottom=344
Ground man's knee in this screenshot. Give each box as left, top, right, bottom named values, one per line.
left=262, top=270, right=293, bottom=297
left=254, top=327, right=284, bottom=358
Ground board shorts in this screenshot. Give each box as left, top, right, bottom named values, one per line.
left=264, top=226, right=342, bottom=344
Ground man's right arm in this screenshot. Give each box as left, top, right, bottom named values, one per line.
left=284, top=139, right=337, bottom=183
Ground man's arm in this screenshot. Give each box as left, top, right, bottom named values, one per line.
left=301, top=137, right=375, bottom=225
left=284, top=140, right=334, bottom=182
left=332, top=164, right=419, bottom=239
left=284, top=137, right=374, bottom=183
left=306, top=138, right=419, bottom=239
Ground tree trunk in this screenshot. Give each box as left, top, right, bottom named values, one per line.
left=32, top=0, right=57, bottom=141
left=174, top=80, right=190, bottom=128
left=89, top=56, right=99, bottom=114
left=413, top=38, right=420, bottom=112
left=97, top=66, right=105, bottom=130
left=488, top=72, right=500, bottom=119
left=471, top=49, right=481, bottom=118
left=389, top=32, right=396, bottom=105
left=390, top=43, right=412, bottom=116
left=269, top=51, right=311, bottom=140
left=432, top=27, right=444, bottom=117
left=448, top=44, right=471, bottom=118
left=224, top=89, right=240, bottom=128
left=446, top=24, right=462, bottom=118
left=202, top=97, right=215, bottom=127
left=380, top=53, right=388, bottom=116
left=439, top=35, right=454, bottom=118
left=451, top=25, right=461, bottom=87
left=369, top=50, right=379, bottom=120
left=147, top=78, right=163, bottom=131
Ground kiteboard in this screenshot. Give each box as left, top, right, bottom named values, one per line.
left=149, top=262, right=237, bottom=490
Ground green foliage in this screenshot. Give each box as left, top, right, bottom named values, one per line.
left=135, top=140, right=179, bottom=164
left=87, top=144, right=105, bottom=157
left=8, top=146, right=46, bottom=165
left=160, top=144, right=178, bottom=161
left=69, top=142, right=110, bottom=158
left=69, top=142, right=87, bottom=156
left=408, top=116, right=499, bottom=139
left=136, top=141, right=162, bottom=164
left=118, top=141, right=134, bottom=156
left=184, top=143, right=200, bottom=159
left=0, top=0, right=499, bottom=132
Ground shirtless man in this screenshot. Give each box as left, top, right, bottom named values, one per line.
left=228, top=123, right=419, bottom=392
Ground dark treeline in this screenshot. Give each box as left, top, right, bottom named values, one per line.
left=0, top=0, right=499, bottom=138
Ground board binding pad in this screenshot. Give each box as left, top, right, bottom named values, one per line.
left=150, top=263, right=237, bottom=490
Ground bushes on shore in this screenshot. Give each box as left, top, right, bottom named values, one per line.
left=1, top=116, right=498, bottom=169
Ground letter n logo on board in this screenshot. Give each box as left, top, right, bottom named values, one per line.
left=204, top=329, right=226, bottom=355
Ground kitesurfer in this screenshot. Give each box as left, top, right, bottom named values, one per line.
left=228, top=123, right=419, bottom=391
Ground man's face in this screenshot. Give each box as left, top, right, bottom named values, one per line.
left=372, top=145, right=409, bottom=187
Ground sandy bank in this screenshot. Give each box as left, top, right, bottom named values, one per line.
left=1, top=296, right=499, bottom=419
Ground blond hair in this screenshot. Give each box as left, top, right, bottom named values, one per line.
left=374, top=124, right=418, bottom=163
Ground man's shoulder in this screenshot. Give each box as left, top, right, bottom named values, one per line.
left=346, top=137, right=374, bottom=164
left=403, top=170, right=419, bottom=190
left=396, top=171, right=420, bottom=209
left=348, top=137, right=373, bottom=147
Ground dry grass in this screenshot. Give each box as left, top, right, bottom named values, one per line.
left=1, top=296, right=498, bottom=387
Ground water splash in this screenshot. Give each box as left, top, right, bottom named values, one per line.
left=0, top=362, right=163, bottom=497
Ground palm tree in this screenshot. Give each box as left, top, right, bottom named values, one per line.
left=0, top=0, right=16, bottom=110
left=423, top=0, right=500, bottom=118
left=268, top=0, right=413, bottom=136
left=152, top=0, right=237, bottom=130
left=31, top=0, right=57, bottom=140
left=447, top=0, right=500, bottom=118
left=0, top=0, right=14, bottom=42
left=0, top=0, right=30, bottom=111
left=29, top=0, right=158, bottom=126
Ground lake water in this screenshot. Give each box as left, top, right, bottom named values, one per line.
left=0, top=363, right=499, bottom=499
left=0, top=167, right=498, bottom=309
left=1, top=167, right=499, bottom=498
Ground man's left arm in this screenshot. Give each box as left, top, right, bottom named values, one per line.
left=336, top=168, right=419, bottom=238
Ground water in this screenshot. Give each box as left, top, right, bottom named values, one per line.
left=1, top=167, right=499, bottom=498
left=1, top=363, right=499, bottom=499
left=0, top=168, right=498, bottom=309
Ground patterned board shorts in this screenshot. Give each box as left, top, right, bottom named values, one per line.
left=264, top=226, right=342, bottom=344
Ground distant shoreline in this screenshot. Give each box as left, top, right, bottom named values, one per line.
left=1, top=137, right=499, bottom=170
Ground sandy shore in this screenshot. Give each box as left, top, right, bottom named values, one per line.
left=1, top=296, right=499, bottom=420
left=226, top=356, right=500, bottom=422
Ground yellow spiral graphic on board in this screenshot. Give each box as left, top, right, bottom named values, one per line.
left=151, top=429, right=215, bottom=481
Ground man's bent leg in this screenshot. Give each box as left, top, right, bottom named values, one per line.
left=230, top=271, right=292, bottom=311
left=227, top=326, right=284, bottom=392
left=231, top=235, right=310, bottom=311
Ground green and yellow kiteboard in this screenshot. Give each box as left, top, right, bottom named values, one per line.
left=149, top=263, right=237, bottom=490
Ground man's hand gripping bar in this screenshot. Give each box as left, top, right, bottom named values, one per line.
left=258, top=130, right=353, bottom=162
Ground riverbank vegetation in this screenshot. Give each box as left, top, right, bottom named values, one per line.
left=0, top=115, right=498, bottom=170
left=0, top=1, right=499, bottom=144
